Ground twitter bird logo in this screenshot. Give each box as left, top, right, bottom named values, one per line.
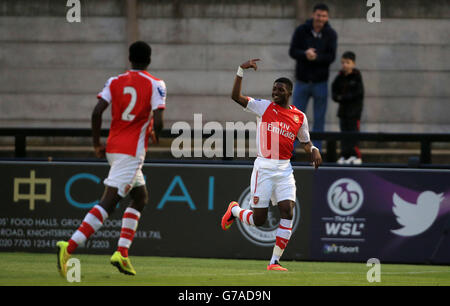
left=391, top=191, right=444, bottom=237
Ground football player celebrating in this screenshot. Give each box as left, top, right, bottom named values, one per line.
left=57, top=41, right=166, bottom=276
left=221, top=59, right=322, bottom=271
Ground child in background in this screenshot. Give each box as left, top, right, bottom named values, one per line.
left=332, top=51, right=364, bottom=164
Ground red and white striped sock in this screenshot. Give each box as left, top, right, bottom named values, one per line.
left=270, top=218, right=293, bottom=265
left=117, top=207, right=141, bottom=257
left=231, top=206, right=255, bottom=226
left=67, top=205, right=108, bottom=254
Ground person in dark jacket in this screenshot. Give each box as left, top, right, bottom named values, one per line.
left=289, top=3, right=337, bottom=151
left=332, top=51, right=364, bottom=164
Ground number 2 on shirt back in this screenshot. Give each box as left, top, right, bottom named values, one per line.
left=122, top=86, right=137, bottom=121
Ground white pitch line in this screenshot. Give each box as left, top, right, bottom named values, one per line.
left=380, top=271, right=450, bottom=275
left=299, top=271, right=450, bottom=275
left=222, top=272, right=267, bottom=276
left=165, top=270, right=450, bottom=277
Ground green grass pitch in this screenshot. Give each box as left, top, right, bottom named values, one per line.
left=0, top=252, right=449, bottom=286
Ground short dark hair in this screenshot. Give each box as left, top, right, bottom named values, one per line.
left=274, top=77, right=293, bottom=92
left=313, top=3, right=329, bottom=12
left=129, top=41, right=151, bottom=65
left=342, top=51, right=356, bottom=62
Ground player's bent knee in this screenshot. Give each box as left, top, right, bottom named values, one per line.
left=253, top=216, right=267, bottom=227
left=279, top=208, right=294, bottom=220
left=131, top=199, right=147, bottom=212
left=252, top=207, right=268, bottom=226
left=278, top=200, right=295, bottom=220
left=280, top=211, right=294, bottom=220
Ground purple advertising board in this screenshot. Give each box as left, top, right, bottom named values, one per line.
left=310, top=168, right=450, bottom=264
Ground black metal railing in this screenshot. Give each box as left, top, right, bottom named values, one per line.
left=1, top=128, right=450, bottom=165
left=312, top=131, right=450, bottom=164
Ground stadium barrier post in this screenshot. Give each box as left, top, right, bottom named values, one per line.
left=326, top=139, right=337, bottom=163
left=420, top=140, right=432, bottom=164
left=15, top=135, right=26, bottom=158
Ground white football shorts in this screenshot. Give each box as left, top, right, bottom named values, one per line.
left=104, top=153, right=146, bottom=197
left=249, top=157, right=296, bottom=208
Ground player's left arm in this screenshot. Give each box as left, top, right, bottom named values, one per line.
left=91, top=98, right=109, bottom=158
left=301, top=141, right=322, bottom=169
left=152, top=109, right=164, bottom=144
left=297, top=115, right=322, bottom=169
left=150, top=79, right=167, bottom=144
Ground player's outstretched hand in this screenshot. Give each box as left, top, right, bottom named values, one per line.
left=311, top=148, right=322, bottom=169
left=94, top=144, right=106, bottom=158
left=240, top=59, right=260, bottom=71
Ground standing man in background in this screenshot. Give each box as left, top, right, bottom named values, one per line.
left=289, top=3, right=337, bottom=151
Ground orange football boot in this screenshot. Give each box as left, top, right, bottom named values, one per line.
left=221, top=201, right=240, bottom=230
left=267, top=261, right=288, bottom=271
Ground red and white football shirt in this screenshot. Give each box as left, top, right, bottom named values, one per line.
left=97, top=70, right=166, bottom=158
left=245, top=97, right=310, bottom=160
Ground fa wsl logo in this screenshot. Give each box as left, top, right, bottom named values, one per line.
left=323, top=178, right=365, bottom=238
left=327, top=178, right=364, bottom=216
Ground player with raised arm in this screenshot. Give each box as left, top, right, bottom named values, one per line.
left=56, top=41, right=166, bottom=276
left=221, top=59, right=322, bottom=271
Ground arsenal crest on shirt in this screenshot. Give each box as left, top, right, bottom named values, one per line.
left=293, top=115, right=300, bottom=123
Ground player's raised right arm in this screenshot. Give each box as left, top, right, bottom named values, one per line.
left=231, top=59, right=260, bottom=108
